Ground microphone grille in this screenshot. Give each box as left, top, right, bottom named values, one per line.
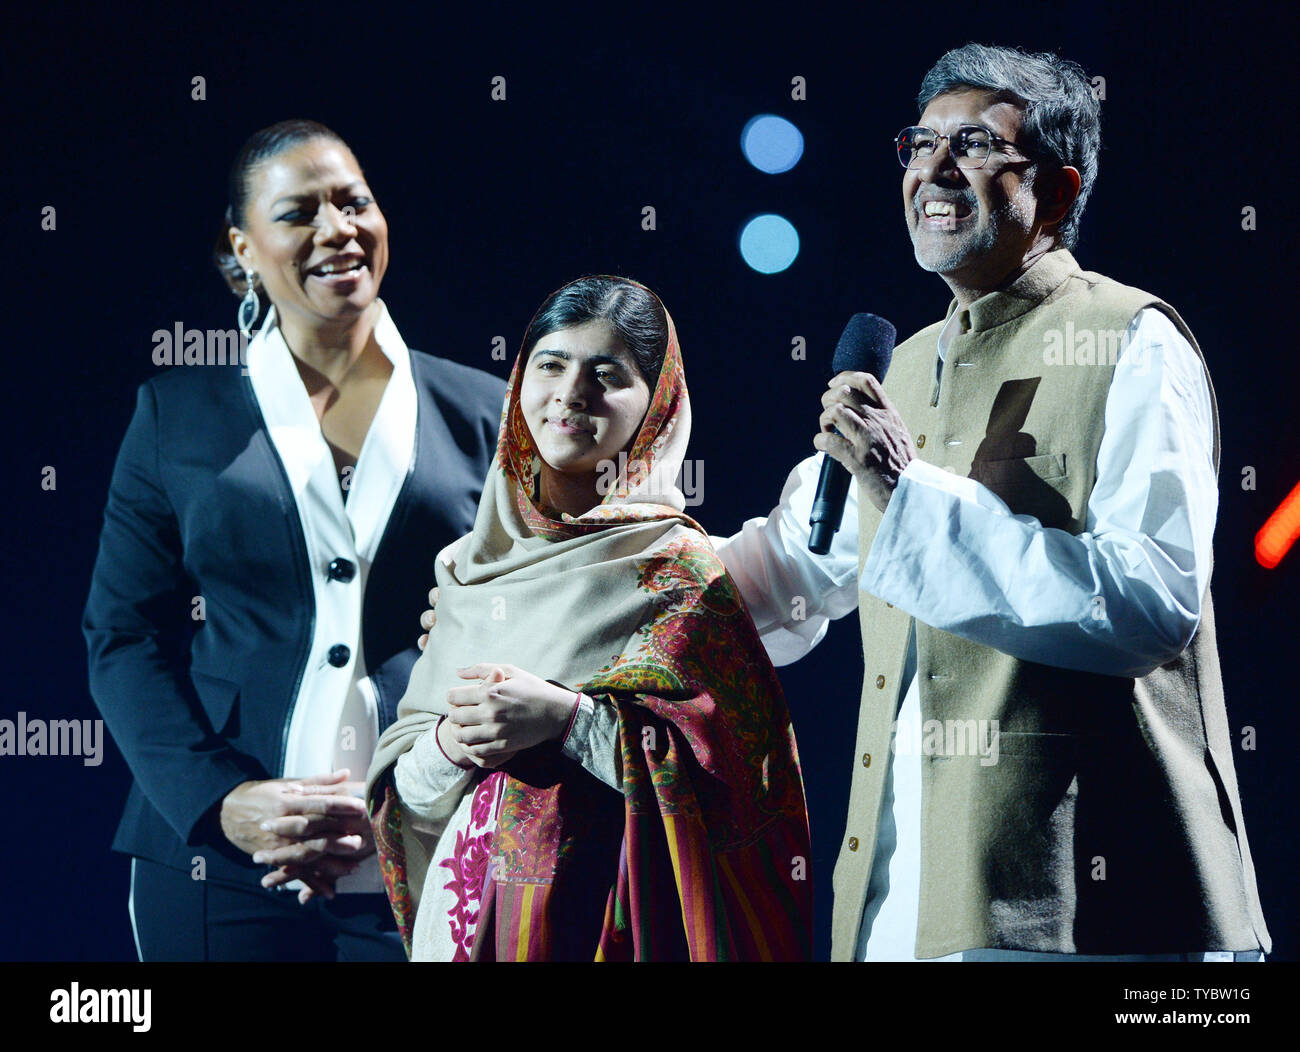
left=832, top=313, right=896, bottom=378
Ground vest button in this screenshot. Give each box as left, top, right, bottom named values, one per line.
left=862, top=752, right=871, bottom=767
left=917, top=434, right=926, bottom=448
left=875, top=674, right=885, bottom=689
left=848, top=837, right=859, bottom=852
left=328, top=644, right=351, bottom=668
left=327, top=557, right=356, bottom=582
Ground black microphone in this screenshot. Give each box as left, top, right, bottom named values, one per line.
left=808, top=313, right=897, bottom=555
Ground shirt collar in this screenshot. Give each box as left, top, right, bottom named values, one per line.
left=939, top=247, right=1082, bottom=336
left=368, top=300, right=412, bottom=374
left=250, top=299, right=410, bottom=373
left=243, top=298, right=416, bottom=510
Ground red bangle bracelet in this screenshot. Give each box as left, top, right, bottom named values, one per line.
left=562, top=692, right=582, bottom=743
left=436, top=714, right=474, bottom=770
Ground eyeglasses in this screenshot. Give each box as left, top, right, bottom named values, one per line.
left=895, top=125, right=1035, bottom=170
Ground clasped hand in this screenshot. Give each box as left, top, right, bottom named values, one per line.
left=437, top=664, right=577, bottom=769
left=220, top=770, right=372, bottom=904
left=420, top=600, right=576, bottom=765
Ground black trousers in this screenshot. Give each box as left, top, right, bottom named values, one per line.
left=128, top=856, right=405, bottom=962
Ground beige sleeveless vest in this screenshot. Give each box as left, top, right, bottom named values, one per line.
left=830, top=249, right=1271, bottom=959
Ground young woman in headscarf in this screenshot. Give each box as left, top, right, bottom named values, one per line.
left=365, top=275, right=813, bottom=961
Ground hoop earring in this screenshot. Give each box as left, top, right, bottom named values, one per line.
left=237, top=271, right=260, bottom=338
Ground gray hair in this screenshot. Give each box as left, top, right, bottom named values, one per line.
left=917, top=43, right=1100, bottom=251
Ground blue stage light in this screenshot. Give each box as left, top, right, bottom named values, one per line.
left=741, top=115, right=804, bottom=174
left=739, top=214, right=800, bottom=274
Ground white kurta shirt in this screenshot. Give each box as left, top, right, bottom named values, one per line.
left=714, top=308, right=1258, bottom=960
left=246, top=301, right=417, bottom=894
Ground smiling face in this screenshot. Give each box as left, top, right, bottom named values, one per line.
left=229, top=138, right=388, bottom=335
left=519, top=319, right=652, bottom=502
left=903, top=89, right=1046, bottom=300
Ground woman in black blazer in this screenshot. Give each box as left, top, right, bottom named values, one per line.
left=82, top=120, right=506, bottom=961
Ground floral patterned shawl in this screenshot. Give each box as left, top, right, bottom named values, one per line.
left=365, top=278, right=813, bottom=960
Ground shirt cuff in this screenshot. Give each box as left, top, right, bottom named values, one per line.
left=393, top=718, right=476, bottom=824
left=561, top=692, right=593, bottom=754
left=896, top=456, right=990, bottom=506
left=861, top=458, right=949, bottom=606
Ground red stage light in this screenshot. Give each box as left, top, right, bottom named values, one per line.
left=1256, top=480, right=1300, bottom=568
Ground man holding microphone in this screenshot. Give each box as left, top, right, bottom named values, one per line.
left=715, top=42, right=1270, bottom=961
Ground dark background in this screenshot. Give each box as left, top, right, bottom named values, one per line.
left=5, top=3, right=1295, bottom=961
